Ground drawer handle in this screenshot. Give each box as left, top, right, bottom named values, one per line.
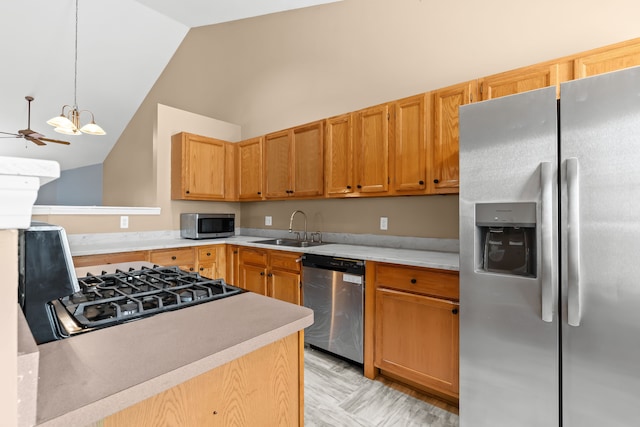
left=452, top=308, right=459, bottom=315
left=410, top=278, right=417, bottom=284
left=171, top=256, right=177, bottom=260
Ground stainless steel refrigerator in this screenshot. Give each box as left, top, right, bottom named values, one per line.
left=458, top=65, right=640, bottom=427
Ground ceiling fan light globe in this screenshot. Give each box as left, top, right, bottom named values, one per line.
left=80, top=122, right=106, bottom=135
left=54, top=126, right=81, bottom=136
left=47, top=115, right=74, bottom=128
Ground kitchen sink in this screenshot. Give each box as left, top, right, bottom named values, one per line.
left=254, top=238, right=327, bottom=248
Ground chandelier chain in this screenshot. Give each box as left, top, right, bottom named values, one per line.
left=74, top=0, right=78, bottom=109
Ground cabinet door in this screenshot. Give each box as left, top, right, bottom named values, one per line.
left=225, top=245, right=240, bottom=287
left=325, top=114, right=354, bottom=196
left=573, top=39, right=640, bottom=79
left=430, top=80, right=477, bottom=194
left=354, top=104, right=390, bottom=194
left=392, top=94, right=428, bottom=193
left=239, top=263, right=268, bottom=296
left=264, top=130, right=292, bottom=198
left=269, top=269, right=301, bottom=305
left=375, top=288, right=459, bottom=397
left=171, top=133, right=227, bottom=200
left=291, top=121, right=324, bottom=197
left=480, top=62, right=571, bottom=100
left=237, top=137, right=264, bottom=200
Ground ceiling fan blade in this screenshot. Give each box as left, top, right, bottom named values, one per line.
left=39, top=137, right=71, bottom=145
left=0, top=131, right=20, bottom=137
left=25, top=135, right=47, bottom=146
left=19, top=128, right=44, bottom=139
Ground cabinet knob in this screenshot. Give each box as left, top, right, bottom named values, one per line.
left=257, top=192, right=262, bottom=195
left=346, top=185, right=352, bottom=189
left=233, top=250, right=238, bottom=254
left=268, top=273, right=273, bottom=278
left=357, top=184, right=362, bottom=189
left=410, top=278, right=417, bottom=284
left=186, top=190, right=190, bottom=194
left=206, top=252, right=211, bottom=256
left=433, top=179, right=440, bottom=184
left=189, top=267, right=194, bottom=271
left=260, top=272, right=265, bottom=276
left=200, top=267, right=204, bottom=271
left=171, top=256, right=177, bottom=260
left=452, top=308, right=459, bottom=315
left=419, top=180, right=425, bottom=185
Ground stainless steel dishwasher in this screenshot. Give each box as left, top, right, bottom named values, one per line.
left=301, top=254, right=365, bottom=364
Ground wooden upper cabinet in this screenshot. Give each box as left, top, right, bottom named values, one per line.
left=573, top=38, right=640, bottom=79
left=479, top=61, right=572, bottom=100
left=237, top=136, right=264, bottom=200
left=292, top=121, right=324, bottom=197
left=324, top=113, right=354, bottom=196
left=354, top=104, right=390, bottom=194
left=429, top=80, right=478, bottom=195
left=264, top=121, right=324, bottom=199
left=391, top=94, right=428, bottom=194
left=264, top=130, right=291, bottom=198
left=171, top=132, right=233, bottom=201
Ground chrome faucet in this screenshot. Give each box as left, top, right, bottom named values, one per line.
left=288, top=210, right=307, bottom=242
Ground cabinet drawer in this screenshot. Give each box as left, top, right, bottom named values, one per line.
left=150, top=248, right=195, bottom=267
left=270, top=251, right=301, bottom=272
left=197, top=246, right=218, bottom=261
left=239, top=248, right=268, bottom=266
left=375, top=264, right=459, bottom=300
left=73, top=251, right=150, bottom=267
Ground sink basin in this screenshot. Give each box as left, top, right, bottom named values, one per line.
left=254, top=238, right=327, bottom=248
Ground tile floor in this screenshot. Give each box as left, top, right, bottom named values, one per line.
left=304, top=347, right=459, bottom=427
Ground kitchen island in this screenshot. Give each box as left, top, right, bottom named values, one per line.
left=32, top=291, right=313, bottom=426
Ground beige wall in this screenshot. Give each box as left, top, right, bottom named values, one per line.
left=242, top=195, right=459, bottom=239
left=89, top=0, right=639, bottom=238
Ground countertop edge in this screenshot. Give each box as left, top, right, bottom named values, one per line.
left=70, top=236, right=460, bottom=271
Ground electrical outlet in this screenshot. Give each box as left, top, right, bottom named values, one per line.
left=265, top=216, right=273, bottom=226
left=380, top=216, right=388, bottom=230
left=120, top=216, right=129, bottom=229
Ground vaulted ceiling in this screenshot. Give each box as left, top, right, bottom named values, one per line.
left=0, top=0, right=341, bottom=170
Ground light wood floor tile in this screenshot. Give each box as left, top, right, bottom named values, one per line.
left=304, top=347, right=459, bottom=427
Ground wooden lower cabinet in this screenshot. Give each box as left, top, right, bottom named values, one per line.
left=367, top=262, right=460, bottom=402
left=103, top=332, right=304, bottom=427
left=196, top=245, right=226, bottom=279
left=150, top=247, right=196, bottom=272
left=237, top=247, right=301, bottom=305
left=375, top=288, right=459, bottom=399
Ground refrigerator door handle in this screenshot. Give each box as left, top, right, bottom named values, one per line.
left=540, top=161, right=555, bottom=322
left=567, top=157, right=581, bottom=326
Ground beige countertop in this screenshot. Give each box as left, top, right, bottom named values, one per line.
left=33, top=292, right=313, bottom=426
left=70, top=234, right=460, bottom=271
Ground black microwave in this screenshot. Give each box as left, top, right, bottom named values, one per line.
left=180, top=213, right=235, bottom=239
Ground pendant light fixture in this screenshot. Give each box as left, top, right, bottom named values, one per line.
left=47, top=0, right=106, bottom=136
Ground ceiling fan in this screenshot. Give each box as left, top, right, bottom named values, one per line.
left=0, top=96, right=70, bottom=146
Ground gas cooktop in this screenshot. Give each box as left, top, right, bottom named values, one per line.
left=52, top=265, right=243, bottom=337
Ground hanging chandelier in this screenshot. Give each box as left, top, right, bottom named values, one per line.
left=47, top=0, right=106, bottom=136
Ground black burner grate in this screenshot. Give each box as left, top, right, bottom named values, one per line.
left=60, top=265, right=243, bottom=329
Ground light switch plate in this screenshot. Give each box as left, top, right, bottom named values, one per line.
left=380, top=216, right=388, bottom=230
left=265, top=216, right=272, bottom=226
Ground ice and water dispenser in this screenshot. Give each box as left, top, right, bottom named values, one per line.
left=476, top=202, right=536, bottom=277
